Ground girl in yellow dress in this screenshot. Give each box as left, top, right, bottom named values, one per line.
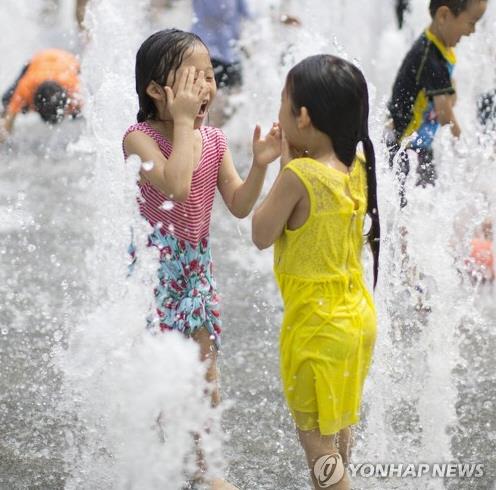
left=252, top=55, right=380, bottom=489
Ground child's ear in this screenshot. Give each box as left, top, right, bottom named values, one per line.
left=146, top=81, right=165, bottom=102
left=435, top=5, right=452, bottom=24
left=297, top=106, right=311, bottom=129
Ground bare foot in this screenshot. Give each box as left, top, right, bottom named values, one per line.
left=211, top=479, right=240, bottom=490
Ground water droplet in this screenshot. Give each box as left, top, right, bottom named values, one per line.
left=1, top=328, right=8, bottom=335
left=27, top=244, right=36, bottom=253
left=142, top=161, right=154, bottom=171
left=160, top=201, right=174, bottom=211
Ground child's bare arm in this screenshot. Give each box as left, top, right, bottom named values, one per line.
left=124, top=121, right=196, bottom=202
left=0, top=113, right=16, bottom=143
left=217, top=124, right=281, bottom=218
left=124, top=67, right=209, bottom=202
left=434, top=94, right=461, bottom=138
left=217, top=148, right=266, bottom=218
left=252, top=169, right=303, bottom=250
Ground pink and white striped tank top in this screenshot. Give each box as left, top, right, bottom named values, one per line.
left=123, top=122, right=227, bottom=246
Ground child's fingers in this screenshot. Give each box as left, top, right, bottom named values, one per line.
left=184, top=67, right=196, bottom=92
left=252, top=124, right=261, bottom=144
left=271, top=122, right=281, bottom=138
left=194, top=70, right=205, bottom=95
left=174, top=67, right=188, bottom=93
left=269, top=125, right=281, bottom=139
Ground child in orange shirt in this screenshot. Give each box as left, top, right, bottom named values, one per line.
left=0, top=49, right=82, bottom=141
left=465, top=218, right=494, bottom=285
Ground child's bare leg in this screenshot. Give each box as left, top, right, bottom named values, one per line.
left=297, top=428, right=350, bottom=490
left=337, top=427, right=352, bottom=465
left=191, top=329, right=239, bottom=489
left=76, top=0, right=89, bottom=29
left=190, top=327, right=219, bottom=477
left=192, top=327, right=220, bottom=407
left=210, top=480, right=239, bottom=490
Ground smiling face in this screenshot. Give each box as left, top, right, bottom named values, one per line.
left=437, top=0, right=487, bottom=47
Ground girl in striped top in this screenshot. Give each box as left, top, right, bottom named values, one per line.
left=123, top=29, right=280, bottom=485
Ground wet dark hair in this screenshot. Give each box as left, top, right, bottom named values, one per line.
left=34, top=81, right=68, bottom=124
left=135, top=28, right=206, bottom=122
left=429, top=0, right=481, bottom=17
left=286, top=55, right=380, bottom=287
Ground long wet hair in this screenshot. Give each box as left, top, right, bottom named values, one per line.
left=135, top=29, right=206, bottom=122
left=286, top=55, right=380, bottom=287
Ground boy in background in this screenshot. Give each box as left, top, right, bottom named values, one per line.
left=387, top=0, right=487, bottom=207
left=0, top=49, right=81, bottom=142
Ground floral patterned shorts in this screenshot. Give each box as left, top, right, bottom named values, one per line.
left=130, top=230, right=222, bottom=349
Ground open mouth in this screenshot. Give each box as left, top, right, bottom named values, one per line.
left=198, top=101, right=208, bottom=116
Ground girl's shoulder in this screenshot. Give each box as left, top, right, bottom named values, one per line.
left=285, top=155, right=366, bottom=191
left=284, top=157, right=316, bottom=172
left=200, top=125, right=228, bottom=161
left=122, top=121, right=170, bottom=159
left=200, top=125, right=227, bottom=144
left=123, top=121, right=162, bottom=142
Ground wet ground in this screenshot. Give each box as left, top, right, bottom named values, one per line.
left=0, top=92, right=495, bottom=490
left=3, top=0, right=496, bottom=487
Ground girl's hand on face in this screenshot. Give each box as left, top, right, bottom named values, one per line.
left=164, top=67, right=209, bottom=125
left=253, top=122, right=282, bottom=167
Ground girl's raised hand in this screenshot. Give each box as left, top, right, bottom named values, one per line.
left=164, top=67, right=208, bottom=124
left=253, top=122, right=282, bottom=167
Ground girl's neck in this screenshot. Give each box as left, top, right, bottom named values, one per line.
left=301, top=137, right=348, bottom=172
left=147, top=118, right=175, bottom=141
left=312, top=150, right=349, bottom=172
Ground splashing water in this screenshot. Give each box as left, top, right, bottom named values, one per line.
left=1, top=0, right=495, bottom=489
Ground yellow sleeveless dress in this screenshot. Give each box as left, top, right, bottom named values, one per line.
left=274, top=157, right=377, bottom=436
